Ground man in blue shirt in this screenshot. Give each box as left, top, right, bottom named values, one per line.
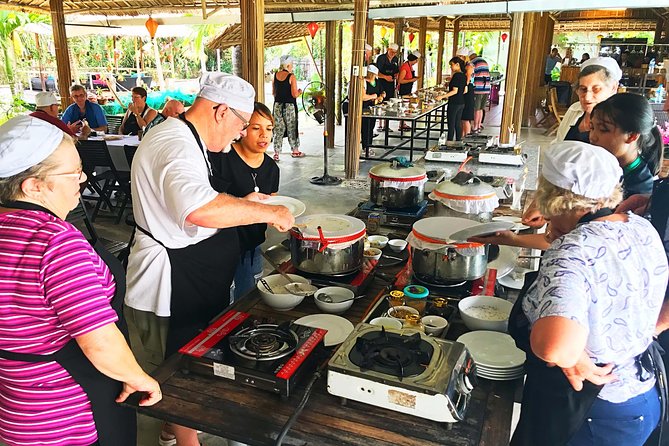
left=544, top=48, right=561, bottom=84
left=61, top=84, right=108, bottom=132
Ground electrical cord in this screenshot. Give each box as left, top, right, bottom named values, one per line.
left=274, top=369, right=323, bottom=446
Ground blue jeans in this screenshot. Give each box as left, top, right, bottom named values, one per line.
left=231, top=247, right=263, bottom=303
left=568, top=386, right=660, bottom=446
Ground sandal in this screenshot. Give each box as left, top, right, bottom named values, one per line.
left=399, top=125, right=412, bottom=131
left=158, top=432, right=177, bottom=446
left=273, top=153, right=280, bottom=162
left=291, top=151, right=305, bottom=158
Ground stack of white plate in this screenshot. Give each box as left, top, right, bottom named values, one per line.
left=456, top=331, right=526, bottom=381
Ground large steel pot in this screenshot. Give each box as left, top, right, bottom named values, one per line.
left=408, top=217, right=488, bottom=283
left=433, top=203, right=493, bottom=222
left=289, top=214, right=366, bottom=276
left=369, top=163, right=427, bottom=209
left=430, top=177, right=498, bottom=222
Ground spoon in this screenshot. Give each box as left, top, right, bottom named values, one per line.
left=320, top=294, right=366, bottom=304
left=260, top=250, right=315, bottom=296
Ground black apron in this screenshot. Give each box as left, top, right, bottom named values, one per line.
left=135, top=114, right=240, bottom=356
left=398, top=63, right=416, bottom=96
left=565, top=114, right=591, bottom=143
left=0, top=201, right=136, bottom=446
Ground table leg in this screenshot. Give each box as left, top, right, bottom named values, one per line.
left=410, top=121, right=416, bottom=161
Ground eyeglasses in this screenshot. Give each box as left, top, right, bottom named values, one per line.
left=213, top=105, right=250, bottom=131
left=46, top=165, right=84, bottom=181
left=576, top=85, right=604, bottom=96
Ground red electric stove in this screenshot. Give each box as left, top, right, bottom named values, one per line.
left=179, top=310, right=327, bottom=397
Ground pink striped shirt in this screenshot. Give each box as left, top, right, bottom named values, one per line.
left=0, top=209, right=118, bottom=446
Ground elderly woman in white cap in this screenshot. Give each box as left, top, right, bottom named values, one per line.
left=375, top=43, right=400, bottom=132
left=361, top=64, right=385, bottom=157
left=272, top=55, right=303, bottom=161
left=509, top=141, right=668, bottom=446
left=0, top=115, right=161, bottom=446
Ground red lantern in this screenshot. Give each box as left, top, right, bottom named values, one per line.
left=408, top=32, right=415, bottom=44
left=145, top=17, right=159, bottom=39
left=307, top=22, right=319, bottom=39
left=501, top=32, right=508, bottom=43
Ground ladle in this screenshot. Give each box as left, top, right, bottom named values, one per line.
left=319, top=294, right=366, bottom=304
left=260, top=250, right=316, bottom=296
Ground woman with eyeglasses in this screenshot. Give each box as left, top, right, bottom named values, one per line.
left=0, top=116, right=161, bottom=446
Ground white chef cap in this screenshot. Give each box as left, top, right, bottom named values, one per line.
left=580, top=56, right=623, bottom=82
left=388, top=43, right=399, bottom=51
left=412, top=50, right=422, bottom=58
left=198, top=72, right=255, bottom=114
left=365, top=44, right=372, bottom=51
left=542, top=141, right=622, bottom=199
left=35, top=92, right=60, bottom=107
left=456, top=47, right=472, bottom=57
left=0, top=115, right=65, bottom=178
left=367, top=65, right=379, bottom=75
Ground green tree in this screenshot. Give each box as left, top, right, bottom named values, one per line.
left=0, top=11, right=29, bottom=95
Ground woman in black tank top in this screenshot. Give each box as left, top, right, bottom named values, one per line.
left=119, top=86, right=157, bottom=135
left=272, top=56, right=303, bottom=161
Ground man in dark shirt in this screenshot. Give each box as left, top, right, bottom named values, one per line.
left=29, top=91, right=88, bottom=138
left=375, top=43, right=399, bottom=131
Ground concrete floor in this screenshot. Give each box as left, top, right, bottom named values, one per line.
left=68, top=105, right=555, bottom=446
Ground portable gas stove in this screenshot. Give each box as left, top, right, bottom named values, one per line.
left=179, top=310, right=327, bottom=397
left=327, top=323, right=476, bottom=422
left=424, top=141, right=469, bottom=163
left=478, top=145, right=526, bottom=166
left=352, top=200, right=429, bottom=230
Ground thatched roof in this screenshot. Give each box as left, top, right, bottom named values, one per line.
left=208, top=22, right=320, bottom=50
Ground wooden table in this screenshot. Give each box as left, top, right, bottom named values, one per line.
left=125, top=258, right=520, bottom=445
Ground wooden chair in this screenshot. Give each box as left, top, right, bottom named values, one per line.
left=535, top=86, right=552, bottom=127
left=123, top=145, right=138, bottom=170
left=105, top=115, right=124, bottom=134
left=66, top=198, right=128, bottom=256
left=544, top=87, right=567, bottom=136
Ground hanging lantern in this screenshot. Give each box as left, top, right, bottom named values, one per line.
left=380, top=26, right=388, bottom=38
left=145, top=17, right=159, bottom=39
left=408, top=32, right=415, bottom=44
left=94, top=53, right=102, bottom=62
left=307, top=22, right=319, bottom=39
left=597, top=34, right=604, bottom=40
left=501, top=32, right=508, bottom=43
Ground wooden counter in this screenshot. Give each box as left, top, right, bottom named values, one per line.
left=125, top=250, right=520, bottom=445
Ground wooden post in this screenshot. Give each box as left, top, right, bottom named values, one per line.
left=513, top=13, right=536, bottom=129
left=326, top=21, right=336, bottom=149
left=522, top=13, right=552, bottom=125
left=366, top=19, right=374, bottom=48
left=335, top=21, right=343, bottom=125
left=499, top=13, right=524, bottom=145
left=655, top=18, right=665, bottom=44
left=394, top=18, right=404, bottom=49
left=417, top=17, right=427, bottom=90
left=452, top=18, right=460, bottom=58
left=34, top=33, right=46, bottom=91
left=436, top=17, right=446, bottom=86
left=345, top=0, right=370, bottom=179
left=240, top=0, right=265, bottom=101
left=540, top=18, right=555, bottom=86
left=49, top=0, right=73, bottom=110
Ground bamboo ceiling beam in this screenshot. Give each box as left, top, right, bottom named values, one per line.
left=417, top=16, right=427, bottom=90
left=240, top=0, right=265, bottom=101
left=345, top=0, right=369, bottom=179
left=50, top=0, right=73, bottom=111
left=436, top=17, right=446, bottom=86
left=326, top=20, right=336, bottom=149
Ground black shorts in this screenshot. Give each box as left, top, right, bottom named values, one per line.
left=462, top=87, right=475, bottom=121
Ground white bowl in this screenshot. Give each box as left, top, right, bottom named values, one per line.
left=368, top=235, right=389, bottom=249
left=257, top=274, right=309, bottom=311
left=388, top=239, right=408, bottom=252
left=370, top=317, right=403, bottom=330
left=387, top=305, right=419, bottom=320
left=458, top=295, right=513, bottom=332
left=314, top=286, right=355, bottom=314
left=364, top=247, right=382, bottom=260
left=421, top=315, right=448, bottom=336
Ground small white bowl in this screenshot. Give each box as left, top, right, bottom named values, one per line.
left=387, top=305, right=419, bottom=320
left=370, top=317, right=403, bottom=330
left=368, top=235, right=389, bottom=249
left=314, top=286, right=355, bottom=314
left=388, top=239, right=408, bottom=252
left=458, top=295, right=513, bottom=332
left=364, top=247, right=382, bottom=260
left=257, top=274, right=309, bottom=311
left=421, top=315, right=448, bottom=337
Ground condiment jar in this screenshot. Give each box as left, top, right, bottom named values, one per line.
left=403, top=314, right=425, bottom=333
left=403, top=285, right=429, bottom=315
left=387, top=290, right=405, bottom=307
left=426, top=297, right=454, bottom=319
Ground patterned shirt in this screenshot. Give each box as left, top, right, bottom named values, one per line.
left=0, top=210, right=118, bottom=446
left=523, top=214, right=668, bottom=403
left=471, top=56, right=491, bottom=94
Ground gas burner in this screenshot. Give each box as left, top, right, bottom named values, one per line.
left=350, top=330, right=433, bottom=378
left=411, top=275, right=473, bottom=299
left=229, top=324, right=298, bottom=361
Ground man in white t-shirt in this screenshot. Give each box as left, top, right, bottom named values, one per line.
left=124, top=73, right=294, bottom=446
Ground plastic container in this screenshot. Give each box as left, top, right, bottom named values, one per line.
left=403, top=284, right=429, bottom=315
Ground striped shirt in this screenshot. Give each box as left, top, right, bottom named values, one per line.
left=0, top=209, right=118, bottom=446
left=471, top=57, right=491, bottom=94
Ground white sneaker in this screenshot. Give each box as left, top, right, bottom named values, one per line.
left=158, top=433, right=177, bottom=446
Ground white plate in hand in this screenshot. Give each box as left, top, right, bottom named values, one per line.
left=449, top=221, right=515, bottom=241
left=492, top=216, right=530, bottom=231
left=261, top=196, right=306, bottom=217
left=497, top=267, right=532, bottom=289
left=294, top=314, right=354, bottom=347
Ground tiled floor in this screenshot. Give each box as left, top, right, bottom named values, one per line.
left=61, top=104, right=555, bottom=446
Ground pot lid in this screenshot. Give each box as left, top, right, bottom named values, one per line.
left=369, top=163, right=426, bottom=181
left=411, top=217, right=480, bottom=244
left=433, top=178, right=496, bottom=200
left=293, top=214, right=366, bottom=241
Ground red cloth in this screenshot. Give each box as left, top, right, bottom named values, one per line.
left=30, top=110, right=76, bottom=137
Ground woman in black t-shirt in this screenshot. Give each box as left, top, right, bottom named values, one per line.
left=437, top=58, right=467, bottom=141
left=361, top=65, right=385, bottom=157
left=209, top=102, right=280, bottom=301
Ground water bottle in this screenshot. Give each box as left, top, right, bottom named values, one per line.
left=649, top=58, right=656, bottom=74
left=656, top=84, right=665, bottom=104
left=438, top=132, right=447, bottom=147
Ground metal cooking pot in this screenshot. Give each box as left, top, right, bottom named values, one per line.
left=369, top=163, right=427, bottom=209
left=412, top=245, right=489, bottom=284
left=289, top=214, right=366, bottom=276
left=431, top=177, right=498, bottom=222
left=434, top=204, right=493, bottom=222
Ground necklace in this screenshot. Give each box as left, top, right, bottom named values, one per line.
left=251, top=172, right=259, bottom=193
